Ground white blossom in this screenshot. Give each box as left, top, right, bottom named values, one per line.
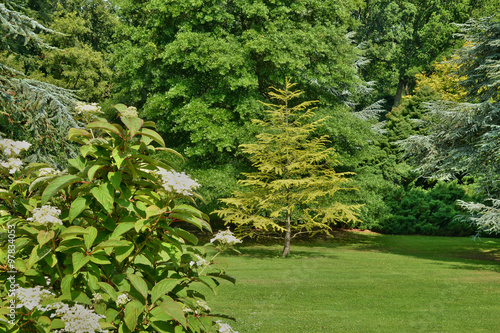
left=75, top=102, right=103, bottom=119
left=0, top=139, right=31, bottom=157
left=190, top=254, right=208, bottom=268
left=196, top=299, right=211, bottom=312
left=120, top=106, right=138, bottom=119
left=48, top=302, right=107, bottom=333
left=91, top=293, right=103, bottom=303
left=38, top=167, right=57, bottom=177
left=14, top=286, right=54, bottom=310
left=210, top=228, right=242, bottom=246
left=217, top=320, right=239, bottom=333
left=27, top=205, right=63, bottom=226
left=0, top=157, right=23, bottom=173
left=116, top=293, right=130, bottom=307
left=155, top=168, right=200, bottom=196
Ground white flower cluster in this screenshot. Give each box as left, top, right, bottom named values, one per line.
left=210, top=228, right=242, bottom=246
left=75, top=102, right=103, bottom=119
left=217, top=320, right=239, bottom=333
left=49, top=302, right=107, bottom=333
left=0, top=157, right=23, bottom=174
left=27, top=205, right=63, bottom=226
left=39, top=167, right=57, bottom=177
left=120, top=106, right=138, bottom=119
left=189, top=254, right=208, bottom=268
left=0, top=138, right=30, bottom=174
left=91, top=293, right=103, bottom=303
left=15, top=286, right=54, bottom=310
left=0, top=138, right=31, bottom=157
left=155, top=168, right=200, bottom=196
left=196, top=299, right=211, bottom=312
left=116, top=293, right=130, bottom=307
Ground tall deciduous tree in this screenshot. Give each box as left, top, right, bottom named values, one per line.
left=216, top=80, right=361, bottom=257
left=357, top=0, right=474, bottom=107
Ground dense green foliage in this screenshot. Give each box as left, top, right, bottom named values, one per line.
left=375, top=181, right=477, bottom=235
left=0, top=109, right=239, bottom=332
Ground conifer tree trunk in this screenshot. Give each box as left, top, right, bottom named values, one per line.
left=282, top=209, right=291, bottom=258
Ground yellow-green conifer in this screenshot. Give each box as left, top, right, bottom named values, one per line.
left=215, top=79, right=362, bottom=257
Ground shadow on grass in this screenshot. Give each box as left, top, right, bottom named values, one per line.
left=226, top=230, right=500, bottom=272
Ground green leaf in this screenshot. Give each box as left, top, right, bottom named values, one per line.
left=197, top=276, right=218, bottom=294
left=138, top=128, right=165, bottom=147
left=68, top=128, right=92, bottom=142
left=91, top=182, right=115, bottom=214
left=172, top=228, right=198, bottom=245
left=206, top=273, right=236, bottom=284
left=58, top=291, right=92, bottom=305
left=115, top=243, right=135, bottom=263
left=108, top=172, right=122, bottom=191
left=111, top=222, right=135, bottom=238
left=88, top=164, right=105, bottom=181
left=87, top=120, right=122, bottom=135
left=122, top=116, right=143, bottom=138
left=51, top=319, right=66, bottom=330
left=37, top=230, right=55, bottom=247
left=60, top=226, right=89, bottom=238
left=84, top=226, right=98, bottom=250
left=61, top=275, right=74, bottom=294
left=94, top=239, right=130, bottom=249
left=112, top=148, right=128, bottom=169
left=169, top=212, right=210, bottom=231
left=127, top=273, right=148, bottom=301
left=98, top=282, right=118, bottom=301
left=27, top=245, right=52, bottom=269
left=41, top=175, right=82, bottom=204
left=158, top=299, right=187, bottom=328
left=69, top=197, right=88, bottom=223
left=72, top=252, right=91, bottom=274
left=149, top=320, right=175, bottom=333
left=124, top=300, right=143, bottom=331
left=90, top=254, right=112, bottom=265
left=151, top=278, right=178, bottom=304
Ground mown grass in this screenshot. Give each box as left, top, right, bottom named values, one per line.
left=204, top=231, right=500, bottom=333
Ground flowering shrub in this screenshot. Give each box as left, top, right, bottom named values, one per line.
left=0, top=104, right=240, bottom=332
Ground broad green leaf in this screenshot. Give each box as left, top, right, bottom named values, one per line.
left=91, top=182, right=115, bottom=214
left=69, top=197, right=88, bottom=223
left=108, top=172, right=122, bottom=191
left=41, top=175, right=81, bottom=204
left=111, top=222, right=135, bottom=238
left=206, top=273, right=236, bottom=284
left=87, top=120, right=121, bottom=135
left=124, top=300, right=143, bottom=331
left=127, top=273, right=148, bottom=301
left=72, top=252, right=91, bottom=274
left=146, top=205, right=165, bottom=219
left=151, top=278, right=178, bottom=304
left=58, top=291, right=92, bottom=305
left=61, top=275, right=74, bottom=294
left=84, top=226, right=98, bottom=250
left=138, top=128, right=165, bottom=147
left=27, top=245, right=52, bottom=269
left=51, top=319, right=66, bottom=330
left=68, top=128, right=92, bottom=142
left=94, top=239, right=130, bottom=249
left=149, top=320, right=175, bottom=333
left=158, top=299, right=187, bottom=328
left=121, top=116, right=143, bottom=138
left=37, top=230, right=55, bottom=247
left=60, top=226, right=89, bottom=238
left=112, top=148, right=128, bottom=169
left=168, top=212, right=210, bottom=231
left=90, top=254, right=112, bottom=265
left=88, top=164, right=105, bottom=181
left=171, top=228, right=198, bottom=245
left=44, top=253, right=58, bottom=267
left=98, top=282, right=118, bottom=301
left=115, top=243, right=135, bottom=263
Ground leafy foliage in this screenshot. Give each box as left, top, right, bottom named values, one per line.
left=376, top=181, right=477, bottom=236
left=216, top=80, right=361, bottom=257
left=0, top=108, right=238, bottom=332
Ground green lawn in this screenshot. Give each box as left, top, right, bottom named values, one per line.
left=204, top=232, right=500, bottom=333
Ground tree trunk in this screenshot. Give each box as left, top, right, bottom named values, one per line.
left=282, top=210, right=291, bottom=258
left=393, top=79, right=405, bottom=107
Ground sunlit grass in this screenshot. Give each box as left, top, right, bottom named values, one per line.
left=205, top=232, right=500, bottom=332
